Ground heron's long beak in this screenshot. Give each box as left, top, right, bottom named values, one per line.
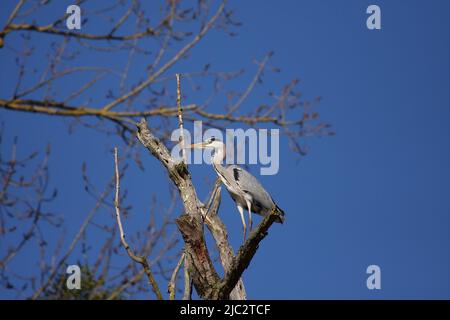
left=187, top=142, right=207, bottom=149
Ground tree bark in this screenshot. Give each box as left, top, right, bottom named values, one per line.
left=136, top=118, right=283, bottom=300
left=203, top=181, right=246, bottom=299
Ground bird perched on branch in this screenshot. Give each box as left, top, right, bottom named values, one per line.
left=189, top=137, right=285, bottom=242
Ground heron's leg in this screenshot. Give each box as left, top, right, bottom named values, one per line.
left=237, top=205, right=246, bottom=242
left=245, top=200, right=253, bottom=232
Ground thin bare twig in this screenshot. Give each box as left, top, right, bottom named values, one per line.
left=101, top=1, right=226, bottom=111
left=176, top=74, right=188, bottom=164
left=113, top=147, right=163, bottom=300
left=31, top=172, right=114, bottom=300
left=227, top=53, right=272, bottom=114
left=182, top=256, right=192, bottom=300
left=168, top=252, right=185, bottom=300
left=4, top=0, right=25, bottom=27
left=2, top=23, right=155, bottom=41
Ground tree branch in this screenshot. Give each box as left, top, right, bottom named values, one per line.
left=213, top=208, right=284, bottom=299
left=176, top=73, right=188, bottom=164
left=113, top=147, right=163, bottom=300
left=2, top=23, right=156, bottom=41
left=227, top=52, right=272, bottom=114
left=0, top=99, right=197, bottom=118
left=182, top=254, right=192, bottom=300
left=101, top=1, right=226, bottom=111
left=136, top=117, right=282, bottom=300
left=168, top=252, right=185, bottom=300
left=136, top=118, right=220, bottom=299
left=204, top=179, right=247, bottom=300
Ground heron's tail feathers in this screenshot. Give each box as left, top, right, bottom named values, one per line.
left=273, top=204, right=285, bottom=224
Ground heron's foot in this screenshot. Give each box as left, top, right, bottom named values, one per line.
left=242, top=226, right=247, bottom=243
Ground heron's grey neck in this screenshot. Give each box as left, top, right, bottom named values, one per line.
left=212, top=159, right=231, bottom=189
left=211, top=144, right=225, bottom=165
left=211, top=145, right=227, bottom=177
left=212, top=160, right=226, bottom=176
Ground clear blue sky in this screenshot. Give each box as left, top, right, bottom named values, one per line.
left=1, top=0, right=449, bottom=299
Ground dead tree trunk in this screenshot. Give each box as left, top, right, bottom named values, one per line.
left=136, top=118, right=283, bottom=300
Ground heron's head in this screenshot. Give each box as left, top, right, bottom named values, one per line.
left=188, top=136, right=226, bottom=162
left=188, top=136, right=224, bottom=150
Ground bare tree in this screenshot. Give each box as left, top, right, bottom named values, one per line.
left=0, top=0, right=332, bottom=299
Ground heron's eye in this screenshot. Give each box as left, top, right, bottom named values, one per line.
left=208, top=137, right=215, bottom=143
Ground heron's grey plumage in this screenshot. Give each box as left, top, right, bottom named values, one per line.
left=213, top=163, right=284, bottom=223
left=190, top=137, right=285, bottom=241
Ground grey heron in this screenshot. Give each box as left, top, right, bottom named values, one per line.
left=189, top=137, right=285, bottom=241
